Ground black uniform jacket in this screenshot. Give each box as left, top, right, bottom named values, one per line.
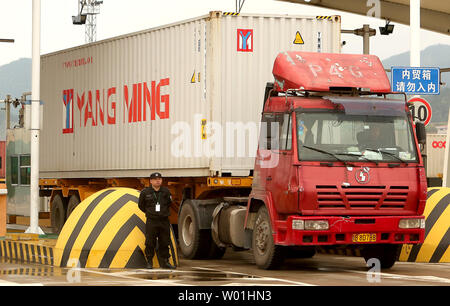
left=138, top=186, right=172, bottom=219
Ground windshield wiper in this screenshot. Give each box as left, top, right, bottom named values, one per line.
left=334, top=152, right=379, bottom=165
left=302, top=145, right=352, bottom=166
left=363, top=148, right=407, bottom=164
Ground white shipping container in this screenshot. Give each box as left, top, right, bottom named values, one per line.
left=425, top=134, right=447, bottom=178
left=40, top=12, right=341, bottom=179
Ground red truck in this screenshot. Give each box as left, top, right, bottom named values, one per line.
left=178, top=51, right=427, bottom=269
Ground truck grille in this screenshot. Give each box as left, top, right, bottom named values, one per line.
left=315, top=185, right=408, bottom=209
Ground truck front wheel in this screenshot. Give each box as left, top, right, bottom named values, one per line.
left=252, top=206, right=285, bottom=269
left=362, top=244, right=401, bottom=269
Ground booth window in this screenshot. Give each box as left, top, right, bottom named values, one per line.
left=10, top=155, right=31, bottom=186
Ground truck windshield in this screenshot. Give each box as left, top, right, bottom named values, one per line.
left=296, top=112, right=418, bottom=163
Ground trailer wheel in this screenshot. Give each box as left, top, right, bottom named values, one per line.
left=252, top=206, right=285, bottom=269
left=362, top=244, right=400, bottom=269
left=178, top=200, right=211, bottom=259
left=51, top=194, right=67, bottom=234
left=66, top=194, right=81, bottom=219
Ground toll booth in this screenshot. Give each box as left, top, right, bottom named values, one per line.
left=5, top=128, right=31, bottom=217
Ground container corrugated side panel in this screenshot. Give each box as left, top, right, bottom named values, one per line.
left=40, top=17, right=209, bottom=178
left=213, top=14, right=341, bottom=176
left=426, top=134, right=447, bottom=178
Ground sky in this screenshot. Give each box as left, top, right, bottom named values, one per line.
left=0, top=0, right=450, bottom=67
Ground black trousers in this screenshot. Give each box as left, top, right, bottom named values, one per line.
left=144, top=217, right=170, bottom=261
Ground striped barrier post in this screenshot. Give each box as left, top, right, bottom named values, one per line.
left=53, top=188, right=178, bottom=269
left=399, top=187, right=450, bottom=263
left=0, top=240, right=54, bottom=265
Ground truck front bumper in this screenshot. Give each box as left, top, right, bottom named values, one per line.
left=275, top=215, right=425, bottom=246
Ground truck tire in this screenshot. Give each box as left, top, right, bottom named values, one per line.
left=178, top=200, right=211, bottom=259
left=66, top=194, right=81, bottom=219
left=362, top=244, right=401, bottom=269
left=252, top=206, right=285, bottom=269
left=51, top=194, right=67, bottom=234
left=207, top=241, right=226, bottom=259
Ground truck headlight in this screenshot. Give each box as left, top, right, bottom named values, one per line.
left=399, top=218, right=425, bottom=229
left=305, top=220, right=329, bottom=230
left=292, top=220, right=304, bottom=230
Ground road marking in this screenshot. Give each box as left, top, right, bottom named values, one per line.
left=193, top=266, right=316, bottom=286
left=223, top=283, right=292, bottom=286
left=0, top=279, right=43, bottom=286
left=77, top=268, right=192, bottom=286
left=344, top=269, right=450, bottom=284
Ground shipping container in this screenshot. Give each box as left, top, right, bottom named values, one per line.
left=40, top=11, right=341, bottom=179
left=425, top=134, right=447, bottom=180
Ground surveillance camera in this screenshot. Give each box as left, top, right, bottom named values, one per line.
left=379, top=21, right=394, bottom=35
left=72, top=14, right=87, bottom=25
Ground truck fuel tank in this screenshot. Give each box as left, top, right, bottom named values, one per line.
left=212, top=199, right=248, bottom=249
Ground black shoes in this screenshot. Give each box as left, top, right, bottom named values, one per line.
left=145, top=257, right=176, bottom=269
left=160, top=259, right=176, bottom=270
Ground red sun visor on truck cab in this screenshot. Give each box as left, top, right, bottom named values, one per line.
left=272, top=51, right=391, bottom=93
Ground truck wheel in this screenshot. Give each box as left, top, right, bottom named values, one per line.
left=66, top=194, right=81, bottom=219
left=252, top=206, right=285, bottom=269
left=362, top=244, right=400, bottom=269
left=51, top=194, right=67, bottom=234
left=178, top=200, right=211, bottom=259
left=208, top=241, right=226, bottom=259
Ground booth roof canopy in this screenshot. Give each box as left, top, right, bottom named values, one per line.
left=277, top=0, right=450, bottom=35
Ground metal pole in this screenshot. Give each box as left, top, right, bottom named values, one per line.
left=5, top=95, right=11, bottom=130
left=410, top=0, right=421, bottom=67
left=341, top=25, right=375, bottom=55
left=443, top=107, right=450, bottom=187
left=26, top=0, right=44, bottom=235
left=363, top=24, right=370, bottom=55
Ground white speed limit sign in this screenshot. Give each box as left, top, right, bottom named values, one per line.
left=409, top=97, right=432, bottom=126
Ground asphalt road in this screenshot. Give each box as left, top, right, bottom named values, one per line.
left=0, top=249, right=449, bottom=286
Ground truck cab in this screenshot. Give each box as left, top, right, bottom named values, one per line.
left=246, top=51, right=427, bottom=269
left=177, top=51, right=427, bottom=270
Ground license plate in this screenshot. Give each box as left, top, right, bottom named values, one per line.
left=352, top=233, right=377, bottom=243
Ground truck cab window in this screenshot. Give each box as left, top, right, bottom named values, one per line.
left=260, top=113, right=292, bottom=151
left=280, top=113, right=292, bottom=150
left=297, top=117, right=317, bottom=146
left=296, top=111, right=418, bottom=163
left=260, top=113, right=277, bottom=150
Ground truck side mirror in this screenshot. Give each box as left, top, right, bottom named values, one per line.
left=415, top=122, right=426, bottom=145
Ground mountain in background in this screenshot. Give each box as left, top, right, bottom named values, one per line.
left=382, top=44, right=450, bottom=127
left=0, top=45, right=449, bottom=140
left=382, top=44, right=450, bottom=86
left=0, top=58, right=31, bottom=99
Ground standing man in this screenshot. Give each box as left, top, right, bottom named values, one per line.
left=138, top=172, right=176, bottom=269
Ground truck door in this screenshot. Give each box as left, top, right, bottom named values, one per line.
left=266, top=113, right=298, bottom=213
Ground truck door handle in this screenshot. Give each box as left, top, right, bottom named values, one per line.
left=266, top=177, right=272, bottom=181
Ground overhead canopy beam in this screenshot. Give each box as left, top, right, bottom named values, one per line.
left=277, top=0, right=450, bottom=35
